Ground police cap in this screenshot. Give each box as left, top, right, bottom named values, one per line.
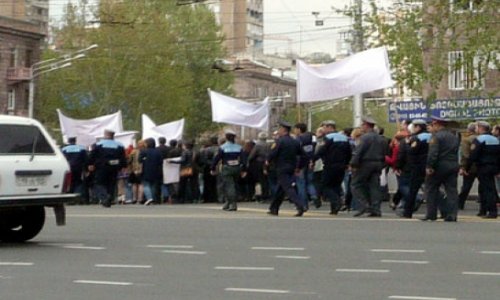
left=224, top=129, right=237, bottom=136
left=430, top=116, right=450, bottom=123
left=412, top=119, right=427, bottom=125
left=258, top=132, right=268, bottom=140
left=278, top=120, right=292, bottom=130
left=361, top=116, right=376, bottom=125
left=321, top=120, right=336, bottom=126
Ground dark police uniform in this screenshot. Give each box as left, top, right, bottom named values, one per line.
left=468, top=131, right=500, bottom=218
left=267, top=122, right=305, bottom=216
left=314, top=131, right=351, bottom=214
left=88, top=138, right=127, bottom=207
left=61, top=140, right=88, bottom=195
left=424, top=119, right=460, bottom=221
left=211, top=137, right=243, bottom=211
left=350, top=118, right=389, bottom=217
left=403, top=126, right=431, bottom=218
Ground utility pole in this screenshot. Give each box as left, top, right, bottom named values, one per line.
left=352, top=0, right=364, bottom=127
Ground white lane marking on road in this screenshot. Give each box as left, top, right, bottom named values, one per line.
left=336, top=268, right=390, bottom=273
left=0, top=275, right=13, bottom=279
left=161, top=250, right=206, bottom=255
left=462, top=271, right=500, bottom=276
left=225, top=288, right=290, bottom=294
left=251, top=247, right=305, bottom=251
left=389, top=296, right=456, bottom=300
left=381, top=259, right=429, bottom=264
left=63, top=246, right=106, bottom=250
left=42, top=243, right=84, bottom=247
left=73, top=280, right=133, bottom=286
left=215, top=266, right=274, bottom=271
left=479, top=251, right=500, bottom=254
left=371, top=249, right=426, bottom=253
left=0, top=262, right=34, bottom=266
left=95, top=264, right=152, bottom=269
left=147, top=245, right=193, bottom=249
left=275, top=255, right=310, bottom=260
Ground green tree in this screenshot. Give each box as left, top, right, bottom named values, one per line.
left=38, top=0, right=232, bottom=138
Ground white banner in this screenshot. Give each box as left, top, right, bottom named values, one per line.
left=57, top=109, right=124, bottom=147
left=297, top=47, right=395, bottom=103
left=141, top=114, right=184, bottom=142
left=163, top=157, right=181, bottom=184
left=209, top=90, right=269, bottom=130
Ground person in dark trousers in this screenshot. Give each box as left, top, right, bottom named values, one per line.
left=140, top=138, right=163, bottom=205
left=199, top=136, right=219, bottom=203
left=88, top=130, right=127, bottom=207
left=466, top=121, right=500, bottom=219
left=401, top=119, right=431, bottom=218
left=247, top=132, right=271, bottom=202
left=171, top=141, right=199, bottom=203
left=458, top=122, right=478, bottom=210
left=211, top=129, right=244, bottom=211
left=157, top=137, right=171, bottom=203
left=61, top=136, right=88, bottom=201
left=267, top=121, right=306, bottom=217
left=350, top=116, right=389, bottom=217
left=422, top=116, right=460, bottom=222
left=294, top=122, right=319, bottom=210
left=313, top=120, right=351, bottom=215
left=166, top=139, right=182, bottom=202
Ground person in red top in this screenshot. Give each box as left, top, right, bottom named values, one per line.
left=385, top=129, right=410, bottom=210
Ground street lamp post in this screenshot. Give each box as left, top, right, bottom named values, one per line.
left=28, top=45, right=98, bottom=119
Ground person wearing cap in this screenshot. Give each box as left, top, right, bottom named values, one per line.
left=466, top=121, right=500, bottom=218
left=399, top=119, right=431, bottom=218
left=88, top=129, right=127, bottom=207
left=458, top=122, right=478, bottom=210
left=211, top=129, right=244, bottom=211
left=247, top=132, right=271, bottom=202
left=422, top=116, right=460, bottom=221
left=349, top=116, right=389, bottom=217
left=313, top=120, right=351, bottom=215
left=293, top=122, right=319, bottom=210
left=61, top=136, right=88, bottom=200
left=266, top=120, right=306, bottom=217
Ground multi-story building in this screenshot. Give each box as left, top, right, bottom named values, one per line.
left=209, top=0, right=263, bottom=57
left=422, top=0, right=499, bottom=100
left=0, top=0, right=48, bottom=116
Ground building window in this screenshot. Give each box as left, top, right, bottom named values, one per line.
left=9, top=48, right=18, bottom=67
left=25, top=50, right=33, bottom=67
left=8, top=89, right=16, bottom=111
left=450, top=0, right=483, bottom=12
left=448, top=51, right=484, bottom=90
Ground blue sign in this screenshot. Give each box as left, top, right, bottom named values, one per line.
left=388, top=97, right=499, bottom=123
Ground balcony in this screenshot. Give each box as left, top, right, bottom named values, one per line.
left=6, top=67, right=32, bottom=81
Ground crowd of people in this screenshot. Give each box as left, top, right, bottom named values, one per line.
left=61, top=118, right=500, bottom=220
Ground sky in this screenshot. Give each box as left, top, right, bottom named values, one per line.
left=49, top=0, right=394, bottom=56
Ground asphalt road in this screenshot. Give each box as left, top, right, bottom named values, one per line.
left=1, top=202, right=499, bottom=300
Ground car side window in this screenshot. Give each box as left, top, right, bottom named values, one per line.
left=0, top=125, right=54, bottom=154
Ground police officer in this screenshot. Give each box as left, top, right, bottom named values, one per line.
left=88, top=129, right=127, bottom=207
left=267, top=121, right=306, bottom=217
left=313, top=120, right=351, bottom=215
left=422, top=117, right=460, bottom=221
left=61, top=136, right=88, bottom=197
left=467, top=121, right=500, bottom=219
left=247, top=132, right=271, bottom=202
left=402, top=119, right=431, bottom=218
left=350, top=116, right=389, bottom=217
left=211, top=129, right=244, bottom=211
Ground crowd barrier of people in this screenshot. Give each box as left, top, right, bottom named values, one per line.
left=61, top=119, right=500, bottom=220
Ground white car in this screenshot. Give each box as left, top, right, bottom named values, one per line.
left=0, top=115, right=76, bottom=242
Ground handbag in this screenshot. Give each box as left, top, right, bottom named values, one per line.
left=180, top=166, right=193, bottom=177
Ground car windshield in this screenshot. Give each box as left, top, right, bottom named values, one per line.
left=0, top=124, right=54, bottom=154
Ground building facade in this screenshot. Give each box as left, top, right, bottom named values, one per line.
left=0, top=15, right=45, bottom=116
left=209, top=0, right=263, bottom=57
